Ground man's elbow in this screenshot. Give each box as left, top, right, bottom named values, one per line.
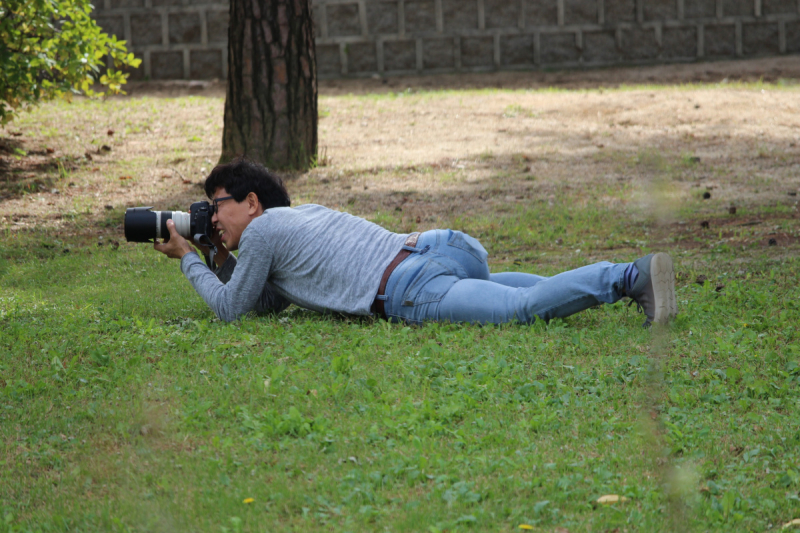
left=215, top=306, right=244, bottom=323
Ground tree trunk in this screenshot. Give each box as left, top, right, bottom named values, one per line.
left=221, top=0, right=317, bottom=170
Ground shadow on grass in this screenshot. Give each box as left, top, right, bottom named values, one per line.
left=119, top=56, right=800, bottom=99
left=2, top=128, right=798, bottom=275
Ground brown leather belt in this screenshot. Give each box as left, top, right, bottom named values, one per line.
left=372, top=233, right=420, bottom=319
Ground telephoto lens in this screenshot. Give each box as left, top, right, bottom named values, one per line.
left=124, top=207, right=191, bottom=243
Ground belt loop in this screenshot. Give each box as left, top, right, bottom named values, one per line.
left=401, top=243, right=429, bottom=253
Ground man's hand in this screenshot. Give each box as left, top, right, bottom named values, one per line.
left=153, top=219, right=194, bottom=259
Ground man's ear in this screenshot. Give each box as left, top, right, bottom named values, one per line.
left=247, top=192, right=262, bottom=216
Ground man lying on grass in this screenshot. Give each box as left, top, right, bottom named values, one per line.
left=154, top=158, right=677, bottom=326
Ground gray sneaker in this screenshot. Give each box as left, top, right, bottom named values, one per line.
left=627, top=252, right=677, bottom=326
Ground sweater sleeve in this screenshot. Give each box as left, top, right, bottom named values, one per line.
left=180, top=228, right=289, bottom=322
left=213, top=252, right=237, bottom=283
left=211, top=252, right=290, bottom=315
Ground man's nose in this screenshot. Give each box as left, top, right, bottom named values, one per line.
left=212, top=212, right=218, bottom=224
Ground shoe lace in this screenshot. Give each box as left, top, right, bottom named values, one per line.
left=627, top=298, right=651, bottom=328
left=627, top=298, right=643, bottom=314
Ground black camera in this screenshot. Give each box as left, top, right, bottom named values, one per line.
left=124, top=202, right=218, bottom=265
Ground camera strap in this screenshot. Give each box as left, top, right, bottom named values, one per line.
left=194, top=234, right=217, bottom=269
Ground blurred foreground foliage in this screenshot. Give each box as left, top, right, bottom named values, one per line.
left=0, top=0, right=141, bottom=124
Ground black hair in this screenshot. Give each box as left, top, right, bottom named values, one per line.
left=204, top=158, right=291, bottom=210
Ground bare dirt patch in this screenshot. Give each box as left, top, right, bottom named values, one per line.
left=666, top=213, right=800, bottom=251
left=1, top=56, right=799, bottom=252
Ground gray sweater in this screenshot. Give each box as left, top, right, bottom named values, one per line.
left=180, top=204, right=408, bottom=322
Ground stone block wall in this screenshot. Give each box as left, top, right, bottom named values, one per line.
left=92, top=0, right=800, bottom=80
left=93, top=0, right=229, bottom=80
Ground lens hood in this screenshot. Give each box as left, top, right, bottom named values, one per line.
left=124, top=206, right=158, bottom=243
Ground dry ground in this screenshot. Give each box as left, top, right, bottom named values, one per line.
left=1, top=56, right=799, bottom=257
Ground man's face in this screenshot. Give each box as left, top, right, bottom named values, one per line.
left=210, top=187, right=262, bottom=251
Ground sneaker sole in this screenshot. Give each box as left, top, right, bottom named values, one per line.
left=650, top=252, right=677, bottom=324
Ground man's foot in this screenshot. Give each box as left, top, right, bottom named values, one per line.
left=627, top=253, right=677, bottom=326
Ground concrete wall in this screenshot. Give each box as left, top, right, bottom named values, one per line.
left=93, top=0, right=800, bottom=80
left=93, top=0, right=229, bottom=80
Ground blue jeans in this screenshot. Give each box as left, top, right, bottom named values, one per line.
left=380, top=229, right=628, bottom=325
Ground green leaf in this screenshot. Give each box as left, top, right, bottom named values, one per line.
left=0, top=0, right=140, bottom=124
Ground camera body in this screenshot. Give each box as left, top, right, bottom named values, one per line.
left=188, top=201, right=215, bottom=243
left=124, top=201, right=216, bottom=244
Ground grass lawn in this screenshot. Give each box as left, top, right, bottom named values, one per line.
left=2, top=76, right=800, bottom=532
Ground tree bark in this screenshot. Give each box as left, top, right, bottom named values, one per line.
left=221, top=0, right=317, bottom=170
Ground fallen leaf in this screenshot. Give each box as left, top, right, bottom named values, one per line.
left=107, top=129, right=115, bottom=136
left=119, top=175, right=132, bottom=180
left=783, top=518, right=800, bottom=529
left=518, top=526, right=534, bottom=530
left=243, top=497, right=254, bottom=504
left=596, top=494, right=627, bottom=505
left=46, top=147, right=54, bottom=154
left=101, top=145, right=112, bottom=152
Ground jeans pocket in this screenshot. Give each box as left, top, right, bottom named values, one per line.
left=400, top=259, right=455, bottom=307
left=446, top=231, right=489, bottom=263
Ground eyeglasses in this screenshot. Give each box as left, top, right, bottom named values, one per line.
left=212, top=195, right=235, bottom=210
